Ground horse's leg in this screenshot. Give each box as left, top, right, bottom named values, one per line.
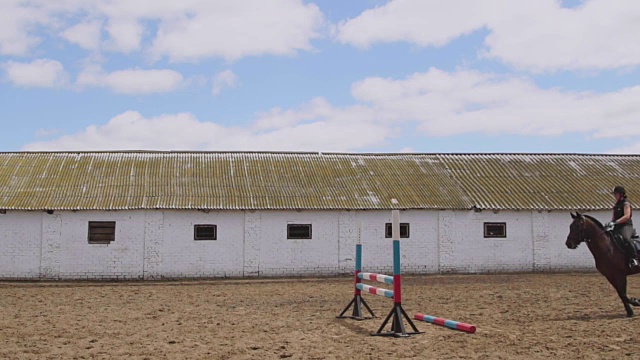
left=607, top=274, right=634, bottom=317
left=627, top=272, right=640, bottom=307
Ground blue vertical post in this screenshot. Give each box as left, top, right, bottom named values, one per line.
left=393, top=239, right=401, bottom=304
left=337, top=221, right=375, bottom=320
left=391, top=210, right=402, bottom=304
left=355, top=242, right=362, bottom=296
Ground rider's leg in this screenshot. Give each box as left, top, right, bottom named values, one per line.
left=621, top=226, right=638, bottom=267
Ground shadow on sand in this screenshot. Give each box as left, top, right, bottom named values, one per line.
left=550, top=312, right=634, bottom=322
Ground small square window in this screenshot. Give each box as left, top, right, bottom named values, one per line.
left=88, top=221, right=116, bottom=244
left=484, top=222, right=506, bottom=238
left=194, top=224, right=217, bottom=240
left=287, top=224, right=312, bottom=239
left=385, top=223, right=410, bottom=238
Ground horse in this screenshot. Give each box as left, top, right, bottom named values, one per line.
left=566, top=212, right=640, bottom=317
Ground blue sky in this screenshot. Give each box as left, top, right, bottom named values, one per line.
left=1, top=0, right=639, bottom=154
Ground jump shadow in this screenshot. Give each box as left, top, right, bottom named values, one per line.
left=333, top=318, right=376, bottom=335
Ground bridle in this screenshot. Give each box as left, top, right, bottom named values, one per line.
left=567, top=217, right=591, bottom=246
left=567, top=217, right=589, bottom=246
left=568, top=216, right=609, bottom=247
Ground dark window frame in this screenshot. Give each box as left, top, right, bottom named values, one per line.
left=287, top=224, right=312, bottom=240
left=194, top=224, right=217, bottom=240
left=88, top=221, right=116, bottom=244
left=484, top=222, right=507, bottom=238
left=385, top=223, right=410, bottom=238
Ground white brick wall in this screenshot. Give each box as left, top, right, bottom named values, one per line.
left=0, top=208, right=598, bottom=279
left=243, top=210, right=261, bottom=277
left=0, top=211, right=41, bottom=279
left=143, top=211, right=164, bottom=279
left=257, top=211, right=340, bottom=276
left=45, top=211, right=145, bottom=279
left=40, top=212, right=62, bottom=278
left=355, top=211, right=438, bottom=276
left=159, top=210, right=245, bottom=278
left=338, top=210, right=357, bottom=274
left=532, top=211, right=551, bottom=272
left=440, top=211, right=535, bottom=273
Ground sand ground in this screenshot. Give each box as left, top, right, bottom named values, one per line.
left=1, top=272, right=640, bottom=359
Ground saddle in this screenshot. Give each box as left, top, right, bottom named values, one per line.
left=610, top=229, right=640, bottom=258
left=633, top=230, right=640, bottom=253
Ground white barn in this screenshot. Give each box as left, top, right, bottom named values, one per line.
left=1, top=151, right=637, bottom=280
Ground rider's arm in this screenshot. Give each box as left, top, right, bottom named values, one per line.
left=616, top=203, right=632, bottom=225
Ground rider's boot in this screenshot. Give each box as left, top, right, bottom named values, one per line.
left=624, top=240, right=638, bottom=268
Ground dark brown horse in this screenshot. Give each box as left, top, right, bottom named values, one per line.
left=566, top=212, right=640, bottom=317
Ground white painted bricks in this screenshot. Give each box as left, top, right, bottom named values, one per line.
left=0, top=211, right=41, bottom=279
left=0, top=209, right=596, bottom=280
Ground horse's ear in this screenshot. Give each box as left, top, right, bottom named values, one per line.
left=571, top=212, right=577, bottom=219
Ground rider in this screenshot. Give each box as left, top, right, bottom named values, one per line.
left=606, top=185, right=638, bottom=267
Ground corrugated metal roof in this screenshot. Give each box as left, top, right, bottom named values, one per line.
left=437, top=153, right=640, bottom=210
left=0, top=151, right=638, bottom=211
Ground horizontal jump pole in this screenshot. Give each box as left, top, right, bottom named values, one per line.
left=358, top=272, right=394, bottom=285
left=414, top=313, right=476, bottom=334
left=356, top=283, right=394, bottom=299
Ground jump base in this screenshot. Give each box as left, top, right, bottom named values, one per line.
left=336, top=294, right=375, bottom=320
left=372, top=304, right=422, bottom=337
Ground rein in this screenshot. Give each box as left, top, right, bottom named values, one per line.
left=569, top=217, right=608, bottom=245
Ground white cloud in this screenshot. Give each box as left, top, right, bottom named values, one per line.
left=252, top=97, right=352, bottom=132
left=484, top=0, right=640, bottom=72
left=336, top=0, right=640, bottom=72
left=35, top=128, right=61, bottom=138
left=4, top=0, right=639, bottom=72
left=20, top=67, right=640, bottom=152
left=211, top=70, right=237, bottom=96
left=0, top=0, right=49, bottom=56
left=397, top=147, right=415, bottom=153
left=335, top=0, right=495, bottom=49
left=76, top=66, right=184, bottom=94
left=149, top=1, right=324, bottom=62
left=3, top=59, right=68, bottom=88
left=608, top=143, right=640, bottom=154
left=351, top=67, right=640, bottom=138
left=104, top=18, right=144, bottom=53
left=60, top=20, right=103, bottom=51
left=0, top=0, right=324, bottom=60
left=22, top=108, right=389, bottom=152
left=252, top=97, right=334, bottom=131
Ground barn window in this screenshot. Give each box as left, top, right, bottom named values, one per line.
left=88, top=221, right=116, bottom=244
left=194, top=224, right=217, bottom=240
left=484, top=222, right=507, bottom=238
left=385, top=223, right=410, bottom=238
left=287, top=224, right=312, bottom=239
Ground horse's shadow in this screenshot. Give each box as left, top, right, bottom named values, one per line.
left=550, top=313, right=634, bottom=321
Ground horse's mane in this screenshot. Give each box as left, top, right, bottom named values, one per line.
left=583, top=214, right=605, bottom=229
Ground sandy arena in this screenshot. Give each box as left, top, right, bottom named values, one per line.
left=1, top=273, right=639, bottom=359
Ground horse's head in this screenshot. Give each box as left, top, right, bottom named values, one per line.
left=566, top=212, right=586, bottom=249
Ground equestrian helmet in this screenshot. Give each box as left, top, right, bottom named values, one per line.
left=613, top=185, right=626, bottom=194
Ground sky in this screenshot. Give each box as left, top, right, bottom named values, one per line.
left=1, top=0, right=640, bottom=154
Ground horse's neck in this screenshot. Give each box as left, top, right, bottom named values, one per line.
left=585, top=221, right=614, bottom=257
